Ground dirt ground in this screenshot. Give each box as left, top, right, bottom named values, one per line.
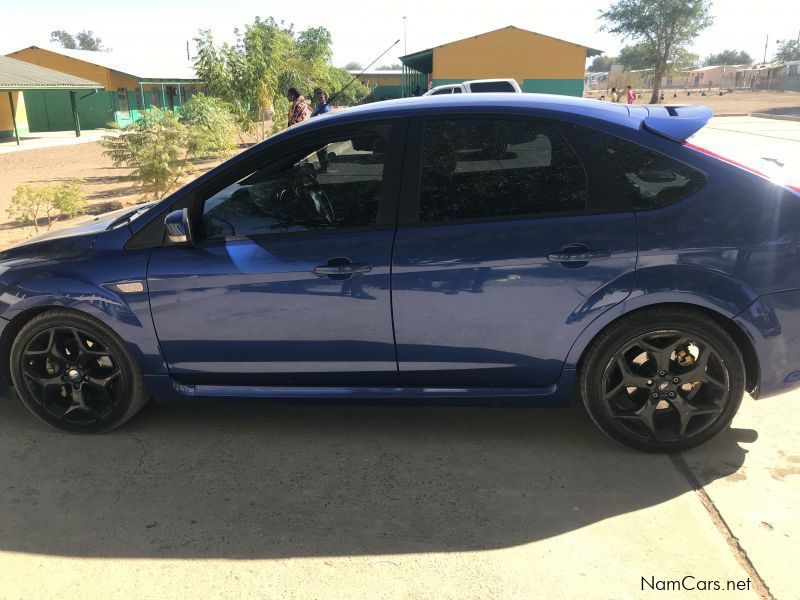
left=583, top=88, right=800, bottom=115
left=0, top=142, right=232, bottom=250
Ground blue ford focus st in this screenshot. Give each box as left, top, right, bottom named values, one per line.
left=1, top=94, right=798, bottom=451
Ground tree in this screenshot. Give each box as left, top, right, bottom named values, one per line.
left=50, top=30, right=77, bottom=49
left=377, top=63, right=402, bottom=71
left=600, top=0, right=713, bottom=103
left=774, top=39, right=800, bottom=62
left=343, top=62, right=362, bottom=70
left=50, top=29, right=107, bottom=51
left=587, top=55, right=615, bottom=72
left=702, top=49, right=752, bottom=66
left=101, top=108, right=193, bottom=199
left=75, top=30, right=106, bottom=51
left=195, top=18, right=370, bottom=138
left=178, top=93, right=238, bottom=158
left=7, top=179, right=86, bottom=233
left=618, top=44, right=652, bottom=70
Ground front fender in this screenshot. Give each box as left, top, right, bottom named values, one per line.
left=0, top=249, right=167, bottom=377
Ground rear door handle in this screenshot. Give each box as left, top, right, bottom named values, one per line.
left=313, top=258, right=372, bottom=278
left=547, top=250, right=611, bottom=262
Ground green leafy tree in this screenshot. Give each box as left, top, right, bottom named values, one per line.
left=50, top=29, right=107, bottom=51
left=178, top=93, right=238, bottom=158
left=774, top=39, right=800, bottom=62
left=376, top=63, right=402, bottom=70
left=587, top=55, right=616, bottom=72
left=195, top=18, right=370, bottom=137
left=702, top=49, right=753, bottom=66
left=50, top=30, right=77, bottom=49
left=618, top=43, right=655, bottom=70
left=343, top=61, right=362, bottom=70
left=101, top=108, right=193, bottom=199
left=601, top=0, right=713, bottom=103
left=53, top=178, right=88, bottom=218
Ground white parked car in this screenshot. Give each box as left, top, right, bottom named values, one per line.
left=422, top=78, right=522, bottom=96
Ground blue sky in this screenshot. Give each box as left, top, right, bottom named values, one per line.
left=2, top=0, right=798, bottom=68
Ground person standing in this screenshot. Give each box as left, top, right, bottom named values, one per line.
left=287, top=87, right=311, bottom=127
left=626, top=85, right=636, bottom=104
left=311, top=89, right=331, bottom=117
left=610, top=87, right=619, bottom=103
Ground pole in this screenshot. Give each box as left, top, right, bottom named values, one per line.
left=7, top=91, right=20, bottom=145
left=403, top=17, right=407, bottom=56
left=763, top=34, right=768, bottom=64
left=69, top=91, right=81, bottom=137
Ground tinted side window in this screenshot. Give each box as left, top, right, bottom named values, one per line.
left=419, top=119, right=587, bottom=223
left=574, top=125, right=706, bottom=210
left=431, top=88, right=452, bottom=96
left=469, top=81, right=515, bottom=93
left=200, top=126, right=390, bottom=239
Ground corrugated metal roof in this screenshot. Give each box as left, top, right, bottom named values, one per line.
left=16, top=46, right=200, bottom=81
left=0, top=54, right=102, bottom=89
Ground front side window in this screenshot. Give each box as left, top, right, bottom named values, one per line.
left=574, top=125, right=706, bottom=210
left=200, top=126, right=390, bottom=240
left=419, top=118, right=587, bottom=223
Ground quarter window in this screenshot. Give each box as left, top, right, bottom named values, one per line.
left=574, top=125, right=706, bottom=210
left=200, top=126, right=390, bottom=239
left=419, top=118, right=587, bottom=223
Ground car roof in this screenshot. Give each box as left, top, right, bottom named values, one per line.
left=301, top=93, right=642, bottom=131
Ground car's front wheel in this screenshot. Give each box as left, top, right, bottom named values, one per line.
left=10, top=309, right=149, bottom=433
left=580, top=308, right=745, bottom=452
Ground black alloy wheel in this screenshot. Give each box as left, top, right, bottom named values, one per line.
left=581, top=308, right=745, bottom=452
left=10, top=309, right=149, bottom=432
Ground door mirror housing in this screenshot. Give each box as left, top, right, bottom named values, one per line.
left=164, top=208, right=193, bottom=244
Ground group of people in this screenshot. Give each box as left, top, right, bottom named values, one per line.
left=286, top=87, right=330, bottom=127
left=609, top=85, right=636, bottom=104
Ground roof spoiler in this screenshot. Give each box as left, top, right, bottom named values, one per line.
left=641, top=105, right=713, bottom=142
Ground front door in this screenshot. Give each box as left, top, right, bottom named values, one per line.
left=147, top=120, right=404, bottom=386
left=392, top=115, right=638, bottom=387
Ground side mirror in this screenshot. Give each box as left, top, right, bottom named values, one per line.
left=164, top=208, right=193, bottom=244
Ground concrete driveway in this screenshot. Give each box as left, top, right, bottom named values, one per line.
left=0, top=388, right=796, bottom=599
left=1, top=116, right=798, bottom=599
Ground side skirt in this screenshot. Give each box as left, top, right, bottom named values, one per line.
left=143, top=371, right=577, bottom=408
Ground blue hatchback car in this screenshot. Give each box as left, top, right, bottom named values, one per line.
left=1, top=94, right=799, bottom=451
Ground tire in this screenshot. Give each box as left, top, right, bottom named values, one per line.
left=579, top=307, right=745, bottom=452
left=10, top=309, right=149, bottom=433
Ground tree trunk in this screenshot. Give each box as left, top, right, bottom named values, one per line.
left=650, top=66, right=664, bottom=104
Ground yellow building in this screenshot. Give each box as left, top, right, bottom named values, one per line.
left=400, top=26, right=601, bottom=97
left=349, top=70, right=403, bottom=101
left=6, top=46, right=203, bottom=131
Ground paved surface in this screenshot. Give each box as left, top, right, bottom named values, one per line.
left=691, top=116, right=800, bottom=187
left=0, top=130, right=108, bottom=155
left=0, top=116, right=799, bottom=599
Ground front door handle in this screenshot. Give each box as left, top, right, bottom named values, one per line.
left=547, top=244, right=611, bottom=268
left=313, top=257, right=372, bottom=279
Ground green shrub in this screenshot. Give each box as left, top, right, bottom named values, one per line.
left=179, top=93, right=239, bottom=158
left=7, top=179, right=87, bottom=233
left=101, top=108, right=193, bottom=199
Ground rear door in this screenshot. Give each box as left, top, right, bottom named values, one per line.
left=391, top=115, right=638, bottom=386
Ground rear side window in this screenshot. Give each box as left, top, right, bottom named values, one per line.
left=430, top=87, right=453, bottom=96
left=468, top=81, right=516, bottom=93
left=419, top=118, right=587, bottom=223
left=574, top=125, right=706, bottom=210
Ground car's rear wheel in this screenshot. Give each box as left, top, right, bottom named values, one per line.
left=10, top=309, right=149, bottom=433
left=580, top=308, right=745, bottom=452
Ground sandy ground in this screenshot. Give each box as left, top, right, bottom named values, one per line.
left=0, top=141, right=230, bottom=249
left=584, top=89, right=800, bottom=115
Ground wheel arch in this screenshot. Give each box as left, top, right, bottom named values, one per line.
left=572, top=302, right=759, bottom=395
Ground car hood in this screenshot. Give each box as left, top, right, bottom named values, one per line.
left=0, top=203, right=153, bottom=260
